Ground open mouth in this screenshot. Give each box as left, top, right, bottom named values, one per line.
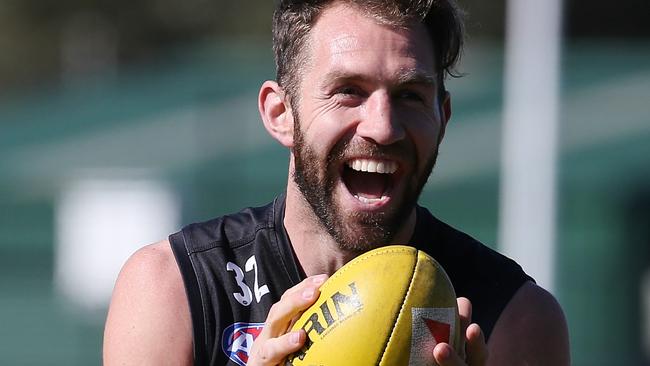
left=342, top=158, right=399, bottom=204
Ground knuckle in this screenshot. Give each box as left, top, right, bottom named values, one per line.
left=259, top=340, right=283, bottom=365
left=268, top=301, right=284, bottom=319
left=254, top=344, right=271, bottom=363
left=260, top=347, right=272, bottom=362
left=281, top=290, right=304, bottom=307
left=280, top=290, right=292, bottom=301
left=268, top=302, right=279, bottom=316
left=282, top=284, right=303, bottom=301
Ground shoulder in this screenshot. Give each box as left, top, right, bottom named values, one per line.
left=103, top=240, right=192, bottom=366
left=181, top=199, right=279, bottom=252
left=109, top=240, right=185, bottom=301
left=487, top=281, right=570, bottom=365
left=111, top=240, right=184, bottom=294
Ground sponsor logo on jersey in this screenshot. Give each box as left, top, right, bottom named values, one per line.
left=222, top=322, right=264, bottom=366
left=409, top=307, right=456, bottom=366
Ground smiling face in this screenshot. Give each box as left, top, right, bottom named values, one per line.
left=287, top=3, right=449, bottom=252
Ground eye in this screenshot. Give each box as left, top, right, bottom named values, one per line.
left=395, top=89, right=425, bottom=103
left=331, top=85, right=366, bottom=107
left=335, top=85, right=363, bottom=97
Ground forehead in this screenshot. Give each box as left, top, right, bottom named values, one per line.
left=306, top=3, right=436, bottom=76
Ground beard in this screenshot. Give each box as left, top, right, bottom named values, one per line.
left=291, top=111, right=439, bottom=253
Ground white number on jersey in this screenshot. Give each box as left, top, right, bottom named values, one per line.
left=226, top=255, right=269, bottom=306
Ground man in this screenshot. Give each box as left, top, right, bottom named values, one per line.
left=104, top=0, right=570, bottom=365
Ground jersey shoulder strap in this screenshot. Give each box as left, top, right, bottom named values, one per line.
left=169, top=195, right=302, bottom=365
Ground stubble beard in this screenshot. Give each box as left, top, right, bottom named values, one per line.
left=291, top=111, right=439, bottom=253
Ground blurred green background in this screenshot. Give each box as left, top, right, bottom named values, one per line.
left=1, top=0, right=649, bottom=364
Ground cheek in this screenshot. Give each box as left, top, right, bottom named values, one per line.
left=303, top=108, right=359, bottom=152
left=402, top=102, right=441, bottom=127
left=405, top=115, right=443, bottom=163
left=415, top=129, right=440, bottom=160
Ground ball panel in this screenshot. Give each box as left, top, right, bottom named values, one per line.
left=380, top=250, right=460, bottom=365
left=287, top=246, right=419, bottom=365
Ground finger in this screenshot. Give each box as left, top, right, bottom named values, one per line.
left=283, top=274, right=329, bottom=333
left=456, top=297, right=472, bottom=360
left=465, top=323, right=488, bottom=366
left=250, top=330, right=306, bottom=366
left=261, top=274, right=328, bottom=338
left=249, top=275, right=328, bottom=366
left=457, top=297, right=472, bottom=333
left=433, top=343, right=465, bottom=366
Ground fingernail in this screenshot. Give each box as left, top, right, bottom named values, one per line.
left=302, top=288, right=314, bottom=299
left=290, top=331, right=301, bottom=344
left=312, top=274, right=328, bottom=285
left=436, top=344, right=451, bottom=359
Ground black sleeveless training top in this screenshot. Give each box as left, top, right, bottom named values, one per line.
left=169, top=195, right=533, bottom=366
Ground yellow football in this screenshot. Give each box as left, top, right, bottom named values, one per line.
left=286, top=245, right=461, bottom=366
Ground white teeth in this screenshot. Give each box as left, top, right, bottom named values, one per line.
left=346, top=159, right=397, bottom=174
left=376, top=161, right=386, bottom=173
left=367, top=161, right=377, bottom=173
left=354, top=195, right=387, bottom=204
left=351, top=160, right=359, bottom=171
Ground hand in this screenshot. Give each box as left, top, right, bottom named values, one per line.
left=433, top=297, right=488, bottom=366
left=247, top=274, right=329, bottom=366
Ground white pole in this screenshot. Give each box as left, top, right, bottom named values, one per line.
left=500, top=0, right=563, bottom=292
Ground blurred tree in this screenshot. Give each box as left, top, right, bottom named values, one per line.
left=0, top=0, right=648, bottom=95
left=0, top=0, right=274, bottom=94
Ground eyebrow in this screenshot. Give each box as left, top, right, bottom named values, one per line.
left=320, top=68, right=437, bottom=89
left=395, top=69, right=437, bottom=86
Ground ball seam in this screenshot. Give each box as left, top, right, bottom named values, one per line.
left=376, top=248, right=419, bottom=366
left=317, top=246, right=416, bottom=294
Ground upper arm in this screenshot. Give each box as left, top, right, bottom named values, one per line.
left=487, top=281, right=570, bottom=366
left=103, top=240, right=193, bottom=366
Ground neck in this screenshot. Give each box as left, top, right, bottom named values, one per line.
left=284, top=182, right=350, bottom=276
left=283, top=165, right=417, bottom=277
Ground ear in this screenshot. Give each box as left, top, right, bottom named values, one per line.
left=259, top=80, right=294, bottom=148
left=437, top=91, right=452, bottom=144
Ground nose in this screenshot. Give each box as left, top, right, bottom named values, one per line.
left=356, top=91, right=406, bottom=145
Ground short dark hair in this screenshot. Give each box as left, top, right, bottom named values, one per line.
left=272, top=0, right=465, bottom=104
